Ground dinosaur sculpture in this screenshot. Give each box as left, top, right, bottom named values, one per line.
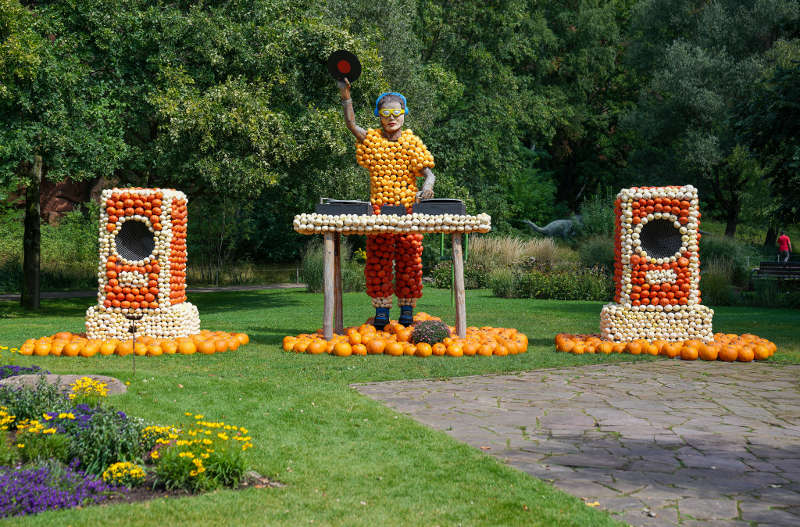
left=523, top=215, right=583, bottom=239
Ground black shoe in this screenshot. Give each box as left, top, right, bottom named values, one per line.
left=399, top=306, right=414, bottom=327
left=374, top=308, right=390, bottom=330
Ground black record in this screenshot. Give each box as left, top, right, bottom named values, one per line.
left=327, top=50, right=361, bottom=82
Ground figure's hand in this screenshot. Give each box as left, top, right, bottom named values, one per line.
left=337, top=77, right=351, bottom=99
left=417, top=188, right=434, bottom=201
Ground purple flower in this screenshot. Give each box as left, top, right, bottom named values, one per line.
left=0, top=463, right=126, bottom=518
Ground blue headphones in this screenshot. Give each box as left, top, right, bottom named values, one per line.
left=374, top=92, right=408, bottom=116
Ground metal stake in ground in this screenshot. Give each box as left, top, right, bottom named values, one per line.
left=125, top=313, right=144, bottom=377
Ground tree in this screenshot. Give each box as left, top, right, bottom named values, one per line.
left=736, top=62, right=800, bottom=243
left=538, top=0, right=639, bottom=211
left=0, top=0, right=127, bottom=308
left=622, top=0, right=800, bottom=236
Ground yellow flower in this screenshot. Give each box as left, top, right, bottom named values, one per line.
left=16, top=443, right=24, bottom=448
left=217, top=432, right=228, bottom=441
left=151, top=450, right=160, bottom=459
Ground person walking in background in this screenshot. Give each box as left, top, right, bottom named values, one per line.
left=777, top=231, right=792, bottom=263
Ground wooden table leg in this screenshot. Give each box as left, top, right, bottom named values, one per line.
left=334, top=233, right=343, bottom=334
left=323, top=233, right=335, bottom=340
left=452, top=233, right=466, bottom=338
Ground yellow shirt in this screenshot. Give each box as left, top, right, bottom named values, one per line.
left=356, top=129, right=435, bottom=207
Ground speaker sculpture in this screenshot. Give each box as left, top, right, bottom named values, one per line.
left=600, top=185, right=713, bottom=342
left=85, top=188, right=201, bottom=339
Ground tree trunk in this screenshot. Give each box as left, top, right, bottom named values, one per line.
left=763, top=225, right=777, bottom=248
left=21, top=155, right=42, bottom=310
left=724, top=204, right=739, bottom=237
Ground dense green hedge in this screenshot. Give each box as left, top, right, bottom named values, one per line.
left=489, top=267, right=612, bottom=301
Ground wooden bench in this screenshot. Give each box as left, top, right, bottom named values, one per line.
left=752, top=261, right=800, bottom=280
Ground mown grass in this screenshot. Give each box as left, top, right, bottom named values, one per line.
left=0, top=289, right=798, bottom=526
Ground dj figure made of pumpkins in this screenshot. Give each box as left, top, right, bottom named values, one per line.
left=338, top=78, right=436, bottom=330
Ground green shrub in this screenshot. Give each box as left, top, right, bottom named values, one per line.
left=578, top=190, right=615, bottom=237
left=429, top=261, right=489, bottom=289
left=62, top=407, right=147, bottom=475
left=0, top=207, right=98, bottom=293
left=577, top=236, right=615, bottom=272
left=0, top=377, right=70, bottom=426
left=490, top=268, right=612, bottom=301
left=301, top=239, right=364, bottom=293
left=411, top=320, right=451, bottom=345
left=744, top=279, right=800, bottom=309
left=204, top=443, right=247, bottom=488
left=0, top=432, right=19, bottom=466
left=699, top=235, right=758, bottom=287
left=488, top=268, right=515, bottom=298
left=700, top=258, right=737, bottom=306
left=152, top=416, right=251, bottom=492
left=17, top=429, right=71, bottom=465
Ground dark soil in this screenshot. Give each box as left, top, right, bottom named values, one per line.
left=103, top=470, right=284, bottom=505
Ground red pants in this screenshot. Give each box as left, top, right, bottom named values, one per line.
left=365, top=233, right=423, bottom=304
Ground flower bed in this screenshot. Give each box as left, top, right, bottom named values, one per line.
left=0, top=461, right=122, bottom=518
left=0, top=372, right=262, bottom=518
left=16, top=330, right=250, bottom=357
left=554, top=332, right=776, bottom=362
left=283, top=312, right=528, bottom=357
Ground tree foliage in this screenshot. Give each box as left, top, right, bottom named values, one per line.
left=1, top=0, right=797, bottom=272
left=622, top=0, right=800, bottom=236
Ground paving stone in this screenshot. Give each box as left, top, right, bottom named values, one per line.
left=677, top=497, right=738, bottom=520
left=739, top=500, right=800, bottom=526
left=353, top=362, right=800, bottom=527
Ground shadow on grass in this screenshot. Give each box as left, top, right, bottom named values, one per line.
left=0, top=290, right=301, bottom=320
left=0, top=298, right=92, bottom=319
left=189, top=290, right=302, bottom=314
left=242, top=329, right=312, bottom=346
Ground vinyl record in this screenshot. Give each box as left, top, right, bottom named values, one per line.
left=327, top=50, right=361, bottom=82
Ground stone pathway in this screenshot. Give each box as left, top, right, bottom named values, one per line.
left=354, top=361, right=800, bottom=526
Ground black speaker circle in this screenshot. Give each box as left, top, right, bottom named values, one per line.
left=639, top=219, right=683, bottom=259
left=115, top=220, right=155, bottom=262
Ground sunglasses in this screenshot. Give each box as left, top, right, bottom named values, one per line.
left=378, top=108, right=406, bottom=118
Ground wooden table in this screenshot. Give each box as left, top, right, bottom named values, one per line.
left=293, top=213, right=491, bottom=340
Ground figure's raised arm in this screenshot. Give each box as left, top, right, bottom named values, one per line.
left=338, top=78, right=366, bottom=142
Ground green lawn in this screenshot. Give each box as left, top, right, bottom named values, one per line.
left=0, top=289, right=798, bottom=526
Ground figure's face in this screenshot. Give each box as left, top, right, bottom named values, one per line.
left=379, top=101, right=405, bottom=134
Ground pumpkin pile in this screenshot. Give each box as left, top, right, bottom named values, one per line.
left=283, top=313, right=528, bottom=358
left=17, top=330, right=250, bottom=357
left=554, top=333, right=776, bottom=362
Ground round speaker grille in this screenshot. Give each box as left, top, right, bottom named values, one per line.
left=115, top=220, right=154, bottom=262
left=639, top=219, right=682, bottom=259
